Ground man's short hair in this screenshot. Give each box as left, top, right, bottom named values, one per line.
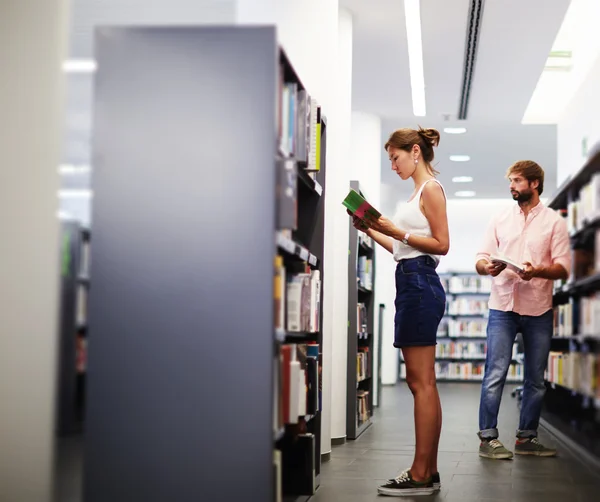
left=506, top=160, right=545, bottom=195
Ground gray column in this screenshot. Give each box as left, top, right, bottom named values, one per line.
left=0, top=1, right=69, bottom=501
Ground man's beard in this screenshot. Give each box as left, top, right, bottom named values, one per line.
left=511, top=190, right=533, bottom=203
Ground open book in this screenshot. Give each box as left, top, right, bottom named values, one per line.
left=490, top=254, right=525, bottom=273
left=342, top=189, right=381, bottom=222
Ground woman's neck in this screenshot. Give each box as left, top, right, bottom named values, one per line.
left=412, top=163, right=434, bottom=188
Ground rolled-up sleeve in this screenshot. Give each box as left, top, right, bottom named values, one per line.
left=551, top=217, right=571, bottom=276
left=475, top=216, right=498, bottom=264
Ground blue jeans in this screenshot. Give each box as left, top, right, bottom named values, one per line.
left=478, top=308, right=553, bottom=440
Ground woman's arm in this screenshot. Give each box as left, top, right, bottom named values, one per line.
left=350, top=213, right=394, bottom=254
left=365, top=182, right=450, bottom=256
left=366, top=228, right=394, bottom=254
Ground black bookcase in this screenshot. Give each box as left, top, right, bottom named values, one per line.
left=83, top=26, right=326, bottom=502
left=346, top=180, right=375, bottom=440
left=543, top=151, right=600, bottom=465
left=56, top=221, right=90, bottom=436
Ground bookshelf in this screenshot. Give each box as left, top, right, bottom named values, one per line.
left=346, top=180, right=375, bottom=440
left=56, top=221, right=90, bottom=436
left=544, top=150, right=600, bottom=461
left=398, top=272, right=524, bottom=383
left=83, top=26, right=325, bottom=502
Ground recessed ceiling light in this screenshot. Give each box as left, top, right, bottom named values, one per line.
left=444, top=127, right=467, bottom=134
left=58, top=189, right=93, bottom=198
left=404, top=0, right=426, bottom=116
left=455, top=190, right=476, bottom=197
left=452, top=176, right=473, bottom=183
left=450, top=155, right=470, bottom=162
left=63, top=59, right=97, bottom=73
left=58, top=164, right=91, bottom=175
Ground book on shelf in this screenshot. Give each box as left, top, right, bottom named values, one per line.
left=357, top=256, right=373, bottom=290
left=547, top=351, right=599, bottom=399
left=342, top=189, right=381, bottom=223
left=357, top=347, right=369, bottom=381
left=447, top=298, right=488, bottom=316
left=401, top=361, right=523, bottom=381
left=279, top=264, right=321, bottom=333
left=490, top=254, right=525, bottom=273
left=444, top=275, right=492, bottom=294
left=357, top=390, right=370, bottom=424
left=277, top=67, right=321, bottom=173
left=357, top=303, right=368, bottom=335
left=275, top=159, right=298, bottom=230
left=277, top=343, right=320, bottom=428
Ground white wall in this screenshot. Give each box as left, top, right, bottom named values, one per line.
left=377, top=192, right=516, bottom=384
left=0, top=1, right=68, bottom=500
left=557, top=50, right=600, bottom=185
left=329, top=8, right=353, bottom=441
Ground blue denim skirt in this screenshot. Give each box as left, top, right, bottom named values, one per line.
left=394, top=255, right=446, bottom=348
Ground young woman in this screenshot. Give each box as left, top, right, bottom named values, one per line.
left=353, top=127, right=449, bottom=497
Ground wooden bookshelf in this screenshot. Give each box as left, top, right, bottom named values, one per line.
left=398, top=271, right=524, bottom=383
left=83, top=26, right=325, bottom=502
left=346, top=180, right=375, bottom=440
left=56, top=221, right=90, bottom=436
left=545, top=150, right=600, bottom=462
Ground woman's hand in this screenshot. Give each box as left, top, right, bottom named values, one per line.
left=364, top=215, right=398, bottom=237
left=347, top=210, right=370, bottom=233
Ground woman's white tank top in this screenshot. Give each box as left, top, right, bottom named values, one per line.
left=392, top=179, right=446, bottom=263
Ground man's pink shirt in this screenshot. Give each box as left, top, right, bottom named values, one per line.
left=475, top=202, right=571, bottom=317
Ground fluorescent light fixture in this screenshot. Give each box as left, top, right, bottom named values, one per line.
left=450, top=155, right=470, bottom=162
left=63, top=59, right=97, bottom=73
left=58, top=189, right=93, bottom=198
left=444, top=127, right=467, bottom=134
left=455, top=190, right=476, bottom=197
left=58, top=164, right=91, bottom=175
left=522, top=1, right=600, bottom=124
left=404, top=0, right=426, bottom=116
left=452, top=176, right=473, bottom=183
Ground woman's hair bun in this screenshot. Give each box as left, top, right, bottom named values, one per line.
left=417, top=126, right=441, bottom=147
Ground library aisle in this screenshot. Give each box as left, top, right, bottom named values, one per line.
left=312, top=383, right=600, bottom=502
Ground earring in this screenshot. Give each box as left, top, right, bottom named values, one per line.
left=414, top=158, right=418, bottom=165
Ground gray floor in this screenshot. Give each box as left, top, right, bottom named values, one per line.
left=314, top=383, right=600, bottom=502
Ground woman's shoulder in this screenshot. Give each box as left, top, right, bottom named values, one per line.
left=421, top=178, right=446, bottom=197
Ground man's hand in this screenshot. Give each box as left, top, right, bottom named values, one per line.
left=518, top=261, right=537, bottom=281
left=484, top=260, right=506, bottom=277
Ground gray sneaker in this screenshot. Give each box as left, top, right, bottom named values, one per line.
left=479, top=438, right=514, bottom=459
left=514, top=437, right=557, bottom=457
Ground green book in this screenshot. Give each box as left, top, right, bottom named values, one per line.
left=342, top=189, right=381, bottom=221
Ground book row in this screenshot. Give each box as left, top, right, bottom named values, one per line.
left=273, top=433, right=317, bottom=501
left=274, top=256, right=321, bottom=333
left=357, top=391, right=370, bottom=426
left=441, top=275, right=492, bottom=294
left=564, top=172, right=600, bottom=235
left=357, top=256, right=373, bottom=291
left=358, top=232, right=374, bottom=250
left=357, top=302, right=368, bottom=336
left=446, top=298, right=489, bottom=316
left=400, top=362, right=524, bottom=381
left=277, top=63, right=320, bottom=172
left=546, top=351, right=600, bottom=399
left=274, top=343, right=321, bottom=436
left=437, top=319, right=487, bottom=338
left=357, top=348, right=370, bottom=382
left=553, top=293, right=600, bottom=337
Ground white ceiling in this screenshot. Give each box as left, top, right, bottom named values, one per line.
left=60, top=0, right=574, bottom=223
left=342, top=0, right=571, bottom=199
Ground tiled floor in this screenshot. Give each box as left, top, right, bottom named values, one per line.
left=313, top=383, right=600, bottom=502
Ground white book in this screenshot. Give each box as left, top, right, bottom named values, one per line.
left=490, top=254, right=525, bottom=273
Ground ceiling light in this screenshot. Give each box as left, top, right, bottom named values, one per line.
left=58, top=189, right=93, bottom=198
left=450, top=155, right=470, bottom=162
left=455, top=190, right=476, bottom=197
left=404, top=0, right=426, bottom=116
left=58, top=164, right=91, bottom=175
left=63, top=59, right=97, bottom=73
left=444, top=127, right=467, bottom=134
left=452, top=176, right=473, bottom=183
